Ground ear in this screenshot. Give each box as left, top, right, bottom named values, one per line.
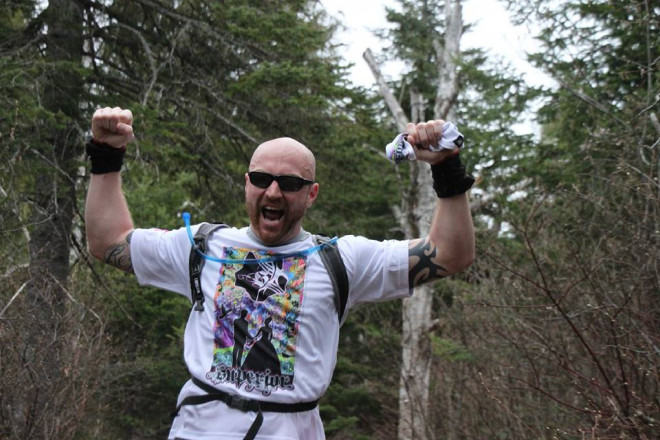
left=306, top=182, right=319, bottom=208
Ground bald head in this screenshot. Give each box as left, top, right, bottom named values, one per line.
left=250, top=137, right=316, bottom=180
left=245, top=137, right=320, bottom=246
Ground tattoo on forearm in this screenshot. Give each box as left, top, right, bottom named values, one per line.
left=104, top=231, right=134, bottom=273
left=408, top=238, right=447, bottom=287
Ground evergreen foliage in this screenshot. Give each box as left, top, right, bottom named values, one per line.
left=2, top=0, right=658, bottom=438
left=477, top=1, right=660, bottom=436
left=370, top=0, right=659, bottom=438
left=0, top=1, right=397, bottom=438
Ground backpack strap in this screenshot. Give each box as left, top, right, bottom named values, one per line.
left=314, top=235, right=349, bottom=323
left=189, top=222, right=227, bottom=311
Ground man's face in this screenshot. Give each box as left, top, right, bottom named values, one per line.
left=245, top=139, right=318, bottom=246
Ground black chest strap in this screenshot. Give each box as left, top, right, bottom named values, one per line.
left=173, top=377, right=319, bottom=440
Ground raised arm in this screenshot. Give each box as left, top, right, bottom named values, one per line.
left=84, top=107, right=136, bottom=273
left=405, top=120, right=475, bottom=287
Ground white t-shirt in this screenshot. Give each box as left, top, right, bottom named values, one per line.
left=131, top=224, right=410, bottom=439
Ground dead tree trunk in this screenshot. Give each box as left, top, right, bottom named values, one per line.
left=364, top=1, right=463, bottom=438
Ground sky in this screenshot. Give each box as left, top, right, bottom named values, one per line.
left=322, top=0, right=549, bottom=89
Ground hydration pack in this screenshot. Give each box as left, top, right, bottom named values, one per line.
left=188, top=223, right=349, bottom=322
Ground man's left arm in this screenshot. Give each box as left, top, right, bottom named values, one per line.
left=404, top=120, right=475, bottom=287
left=408, top=192, right=474, bottom=287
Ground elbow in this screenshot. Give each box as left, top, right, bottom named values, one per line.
left=443, top=250, right=475, bottom=275
left=87, top=240, right=106, bottom=262
left=86, top=228, right=134, bottom=264
left=457, top=252, right=475, bottom=273
left=86, top=231, right=124, bottom=262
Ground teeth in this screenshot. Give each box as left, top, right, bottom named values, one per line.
left=262, top=207, right=283, bottom=221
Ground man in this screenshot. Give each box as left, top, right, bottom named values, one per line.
left=85, top=107, right=474, bottom=439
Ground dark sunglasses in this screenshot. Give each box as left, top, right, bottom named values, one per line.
left=248, top=171, right=314, bottom=192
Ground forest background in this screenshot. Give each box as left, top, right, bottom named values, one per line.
left=0, top=0, right=658, bottom=439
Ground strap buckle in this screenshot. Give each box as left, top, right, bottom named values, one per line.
left=226, top=394, right=251, bottom=412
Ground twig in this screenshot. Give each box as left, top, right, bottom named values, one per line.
left=0, top=281, right=29, bottom=318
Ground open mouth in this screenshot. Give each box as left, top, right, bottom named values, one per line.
left=262, top=207, right=284, bottom=222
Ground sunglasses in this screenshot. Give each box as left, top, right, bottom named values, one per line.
left=248, top=171, right=314, bottom=192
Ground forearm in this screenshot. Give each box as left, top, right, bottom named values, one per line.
left=85, top=172, right=134, bottom=264
left=408, top=191, right=474, bottom=287
left=428, top=192, right=474, bottom=273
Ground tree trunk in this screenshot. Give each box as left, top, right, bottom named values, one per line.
left=13, top=1, right=84, bottom=438
left=431, top=3, right=462, bottom=438
left=398, top=86, right=436, bottom=440
left=365, top=1, right=463, bottom=439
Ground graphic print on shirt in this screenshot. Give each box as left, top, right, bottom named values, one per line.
left=236, top=254, right=288, bottom=302
left=206, top=247, right=306, bottom=397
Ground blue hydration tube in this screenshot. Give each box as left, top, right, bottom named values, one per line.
left=182, top=212, right=338, bottom=264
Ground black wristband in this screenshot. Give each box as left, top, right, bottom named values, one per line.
left=430, top=154, right=475, bottom=198
left=86, top=139, right=126, bottom=174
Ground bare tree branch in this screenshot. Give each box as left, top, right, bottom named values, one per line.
left=363, top=48, right=409, bottom=132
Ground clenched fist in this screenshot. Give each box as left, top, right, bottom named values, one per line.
left=91, top=107, right=134, bottom=149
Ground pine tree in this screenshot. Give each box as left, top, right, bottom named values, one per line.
left=0, top=1, right=397, bottom=437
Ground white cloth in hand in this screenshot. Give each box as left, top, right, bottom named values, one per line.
left=385, top=122, right=464, bottom=163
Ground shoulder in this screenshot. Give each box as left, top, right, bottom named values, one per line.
left=335, top=235, right=409, bottom=270
left=337, top=235, right=409, bottom=252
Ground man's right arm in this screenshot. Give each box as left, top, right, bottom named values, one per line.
left=85, top=173, right=135, bottom=273
left=85, top=107, right=136, bottom=273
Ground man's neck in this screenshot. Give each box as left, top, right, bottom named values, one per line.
left=247, top=226, right=310, bottom=247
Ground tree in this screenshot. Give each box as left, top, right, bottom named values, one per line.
left=1, top=1, right=400, bottom=438
left=365, top=0, right=541, bottom=438
left=366, top=1, right=463, bottom=438
left=0, top=2, right=105, bottom=438
left=468, top=0, right=660, bottom=437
